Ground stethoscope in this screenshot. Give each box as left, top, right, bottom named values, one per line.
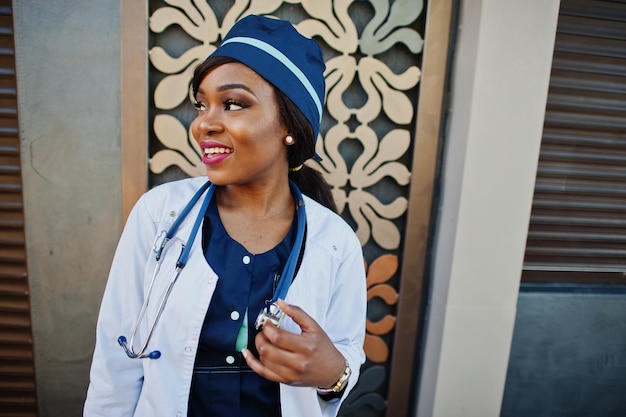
left=118, top=180, right=306, bottom=359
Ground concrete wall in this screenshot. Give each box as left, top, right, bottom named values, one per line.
left=13, top=1, right=121, bottom=415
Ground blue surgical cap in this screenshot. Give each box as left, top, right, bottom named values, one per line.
left=209, top=15, right=326, bottom=142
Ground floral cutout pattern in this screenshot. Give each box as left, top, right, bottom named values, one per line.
left=364, top=254, right=399, bottom=363
left=148, top=0, right=422, bottom=251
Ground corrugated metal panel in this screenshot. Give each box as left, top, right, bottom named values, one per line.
left=523, top=0, right=626, bottom=284
left=0, top=1, right=37, bottom=415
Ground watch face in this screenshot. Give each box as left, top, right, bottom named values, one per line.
left=337, top=366, right=351, bottom=392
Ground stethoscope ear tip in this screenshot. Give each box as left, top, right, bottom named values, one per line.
left=118, top=336, right=127, bottom=346
left=148, top=350, right=161, bottom=359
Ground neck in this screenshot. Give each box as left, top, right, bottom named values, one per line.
left=216, top=179, right=294, bottom=219
left=213, top=178, right=297, bottom=254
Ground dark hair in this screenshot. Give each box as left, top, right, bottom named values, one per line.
left=192, top=56, right=337, bottom=212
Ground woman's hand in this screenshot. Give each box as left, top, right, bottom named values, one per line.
left=242, top=299, right=346, bottom=388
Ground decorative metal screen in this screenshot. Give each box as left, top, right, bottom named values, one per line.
left=146, top=1, right=425, bottom=415
left=522, top=0, right=626, bottom=285
left=0, top=1, right=37, bottom=415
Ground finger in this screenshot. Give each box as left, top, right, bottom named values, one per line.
left=261, top=320, right=310, bottom=353
left=253, top=328, right=342, bottom=388
left=257, top=325, right=304, bottom=364
left=242, top=348, right=289, bottom=384
left=245, top=346, right=306, bottom=386
left=276, top=299, right=321, bottom=333
left=255, top=329, right=315, bottom=376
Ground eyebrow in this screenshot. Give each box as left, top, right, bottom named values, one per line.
left=197, top=83, right=256, bottom=96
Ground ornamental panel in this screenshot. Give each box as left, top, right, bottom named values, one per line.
left=139, top=1, right=440, bottom=415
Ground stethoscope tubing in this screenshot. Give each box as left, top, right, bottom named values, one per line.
left=119, top=181, right=214, bottom=359
left=119, top=180, right=306, bottom=359
left=272, top=192, right=305, bottom=302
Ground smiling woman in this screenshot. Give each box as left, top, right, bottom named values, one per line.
left=84, top=15, right=366, bottom=417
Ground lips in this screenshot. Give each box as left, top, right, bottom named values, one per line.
left=200, top=142, right=233, bottom=165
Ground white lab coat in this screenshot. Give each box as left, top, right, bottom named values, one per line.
left=84, top=177, right=367, bottom=417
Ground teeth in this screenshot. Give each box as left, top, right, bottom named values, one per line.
left=204, top=147, right=233, bottom=155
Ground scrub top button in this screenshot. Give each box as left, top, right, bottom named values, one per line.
left=230, top=311, right=240, bottom=321
left=226, top=355, right=235, bottom=364
left=242, top=255, right=251, bottom=265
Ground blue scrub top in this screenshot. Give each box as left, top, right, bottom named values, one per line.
left=188, top=197, right=296, bottom=417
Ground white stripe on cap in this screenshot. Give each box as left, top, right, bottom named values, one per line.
left=220, top=36, right=323, bottom=123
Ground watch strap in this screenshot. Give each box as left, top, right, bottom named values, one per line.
left=316, top=360, right=351, bottom=395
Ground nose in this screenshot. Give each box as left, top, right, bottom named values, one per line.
left=191, top=105, right=223, bottom=140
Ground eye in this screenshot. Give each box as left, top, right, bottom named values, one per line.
left=192, top=100, right=208, bottom=112
left=224, top=99, right=245, bottom=111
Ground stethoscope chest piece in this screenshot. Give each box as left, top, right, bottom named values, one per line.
left=254, top=302, right=285, bottom=330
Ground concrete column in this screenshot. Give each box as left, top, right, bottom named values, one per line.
left=416, top=1, right=560, bottom=416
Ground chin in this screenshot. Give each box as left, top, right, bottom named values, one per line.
left=204, top=171, right=233, bottom=186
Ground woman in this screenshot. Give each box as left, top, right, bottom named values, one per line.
left=84, top=15, right=366, bottom=417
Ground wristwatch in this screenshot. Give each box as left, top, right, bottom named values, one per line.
left=317, top=360, right=351, bottom=395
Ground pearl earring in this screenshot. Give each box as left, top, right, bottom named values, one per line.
left=285, top=135, right=295, bottom=145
